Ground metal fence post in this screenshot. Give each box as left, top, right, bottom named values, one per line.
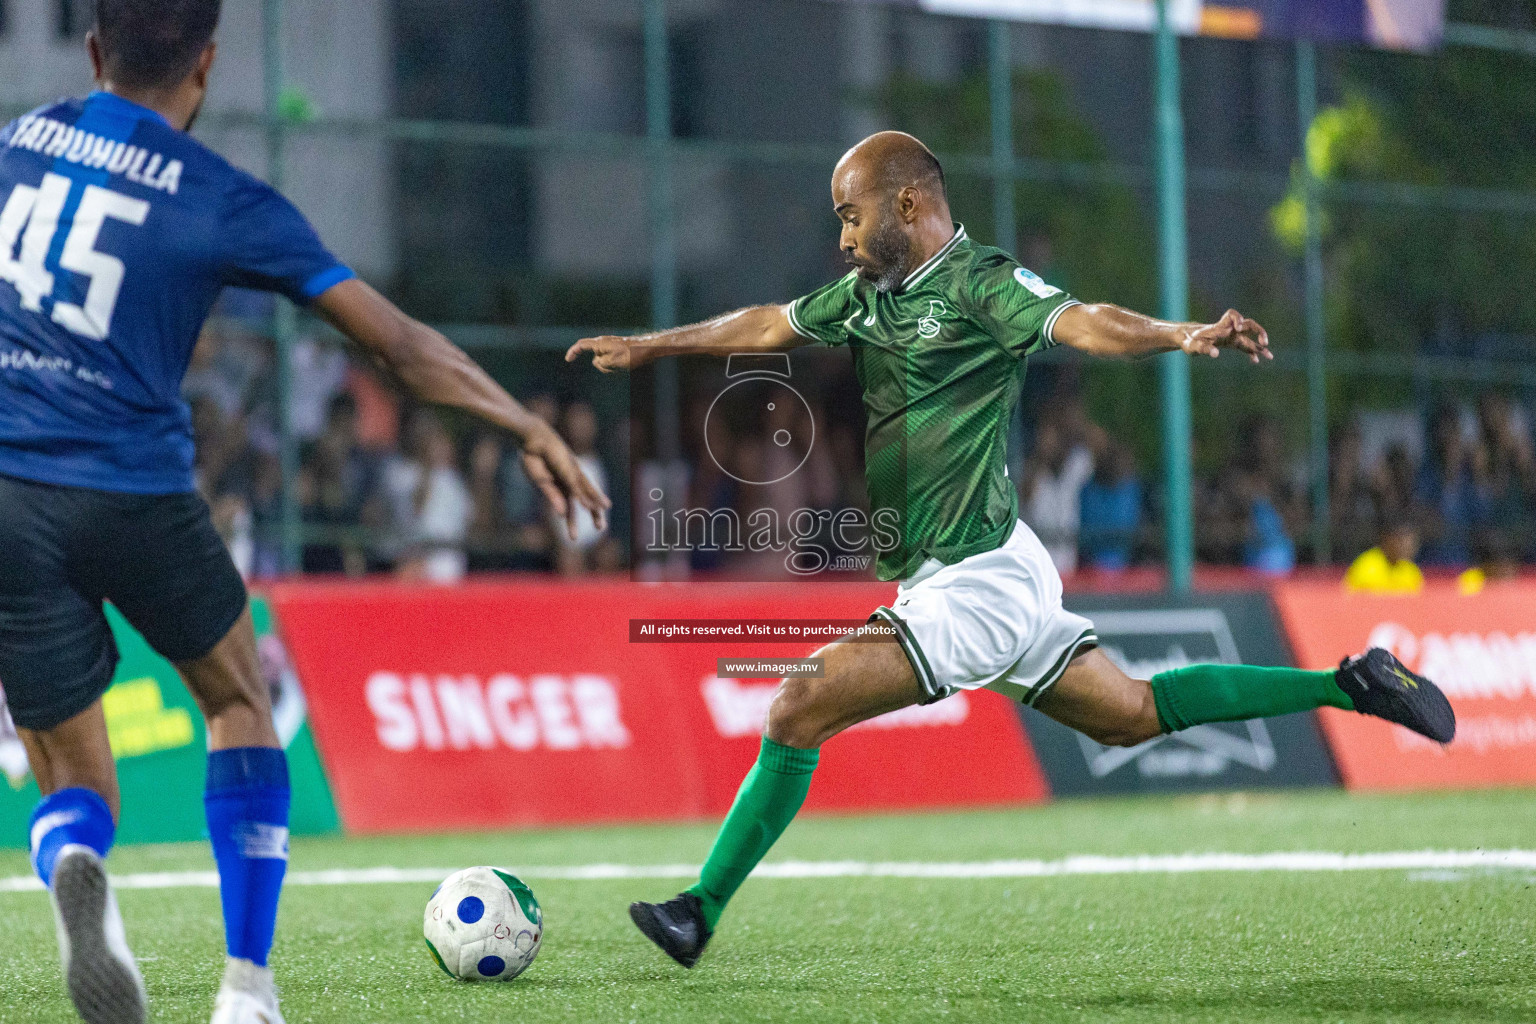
left=643, top=0, right=680, bottom=466
left=262, top=0, right=301, bottom=573
left=988, top=21, right=1016, bottom=256
left=1298, top=41, right=1330, bottom=564
left=1154, top=0, right=1194, bottom=593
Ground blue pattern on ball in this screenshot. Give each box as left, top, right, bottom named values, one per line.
left=457, top=896, right=485, bottom=923
left=477, top=955, right=506, bottom=977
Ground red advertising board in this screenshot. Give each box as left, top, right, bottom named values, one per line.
left=269, top=580, right=1047, bottom=834
left=1273, top=580, right=1536, bottom=791
left=639, top=586, right=1048, bottom=816
left=268, top=583, right=699, bottom=833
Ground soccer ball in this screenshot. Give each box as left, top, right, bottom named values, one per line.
left=423, top=867, right=543, bottom=981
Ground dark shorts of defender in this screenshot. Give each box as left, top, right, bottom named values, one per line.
left=0, top=473, right=248, bottom=731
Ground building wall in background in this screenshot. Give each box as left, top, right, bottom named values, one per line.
left=389, top=0, right=532, bottom=320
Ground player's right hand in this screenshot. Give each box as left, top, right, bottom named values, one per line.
left=566, top=335, right=639, bottom=373
left=520, top=424, right=611, bottom=541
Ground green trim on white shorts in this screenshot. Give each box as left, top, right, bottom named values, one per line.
left=1025, top=628, right=1099, bottom=707
left=870, top=607, right=948, bottom=705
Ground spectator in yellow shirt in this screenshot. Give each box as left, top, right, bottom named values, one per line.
left=1345, top=518, right=1424, bottom=594
left=1458, top=530, right=1519, bottom=595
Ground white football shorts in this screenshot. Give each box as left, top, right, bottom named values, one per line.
left=872, top=520, right=1097, bottom=706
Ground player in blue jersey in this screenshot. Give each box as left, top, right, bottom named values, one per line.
left=0, top=3, right=610, bottom=1023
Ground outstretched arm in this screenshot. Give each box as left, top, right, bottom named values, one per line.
left=311, top=278, right=610, bottom=537
left=565, top=304, right=809, bottom=373
left=1052, top=303, right=1272, bottom=363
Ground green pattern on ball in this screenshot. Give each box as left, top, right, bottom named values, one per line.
left=493, top=869, right=542, bottom=926
left=423, top=937, right=455, bottom=979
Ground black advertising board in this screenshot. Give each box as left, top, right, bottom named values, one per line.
left=1020, top=591, right=1340, bottom=796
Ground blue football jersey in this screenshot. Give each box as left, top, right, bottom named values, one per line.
left=0, top=91, right=353, bottom=494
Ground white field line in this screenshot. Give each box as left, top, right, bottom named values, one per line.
left=1, top=849, right=1533, bottom=894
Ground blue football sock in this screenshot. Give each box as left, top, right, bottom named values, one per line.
left=29, top=787, right=116, bottom=887
left=205, top=747, right=290, bottom=967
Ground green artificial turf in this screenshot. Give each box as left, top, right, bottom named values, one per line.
left=1, top=788, right=1533, bottom=1023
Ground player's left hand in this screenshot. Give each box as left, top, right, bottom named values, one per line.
left=566, top=334, right=642, bottom=373
left=521, top=424, right=611, bottom=540
left=1181, top=309, right=1272, bottom=364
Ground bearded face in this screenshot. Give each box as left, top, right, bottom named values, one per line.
left=848, top=203, right=913, bottom=294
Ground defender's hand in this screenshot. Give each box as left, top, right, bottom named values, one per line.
left=520, top=425, right=611, bottom=540
left=1181, top=309, right=1272, bottom=364
left=566, top=335, right=642, bottom=373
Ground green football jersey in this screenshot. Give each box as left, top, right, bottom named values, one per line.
left=787, top=225, right=1080, bottom=581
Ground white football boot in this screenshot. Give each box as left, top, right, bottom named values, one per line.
left=48, top=844, right=148, bottom=1024
left=210, top=957, right=286, bottom=1024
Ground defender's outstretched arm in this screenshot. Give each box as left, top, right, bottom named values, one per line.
left=313, top=278, right=610, bottom=536
left=1052, top=303, right=1272, bottom=363
left=565, top=304, right=809, bottom=372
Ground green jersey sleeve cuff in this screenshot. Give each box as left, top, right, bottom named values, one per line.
left=1041, top=298, right=1082, bottom=349
left=785, top=298, right=820, bottom=342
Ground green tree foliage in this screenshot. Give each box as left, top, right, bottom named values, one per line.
left=1274, top=42, right=1536, bottom=356
left=876, top=68, right=1158, bottom=312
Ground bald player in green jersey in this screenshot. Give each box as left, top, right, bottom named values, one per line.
left=567, top=131, right=1456, bottom=969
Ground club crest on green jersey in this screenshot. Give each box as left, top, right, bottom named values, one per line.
left=917, top=300, right=948, bottom=338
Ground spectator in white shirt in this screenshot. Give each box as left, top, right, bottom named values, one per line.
left=1022, top=417, right=1100, bottom=575
left=385, top=411, right=473, bottom=583
left=552, top=401, right=620, bottom=576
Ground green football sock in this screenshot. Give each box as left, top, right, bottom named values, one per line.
left=1150, top=663, right=1354, bottom=733
left=686, top=736, right=819, bottom=930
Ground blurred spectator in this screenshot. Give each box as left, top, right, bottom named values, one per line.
left=1078, top=440, right=1141, bottom=572
left=1458, top=529, right=1521, bottom=595
left=1372, top=443, right=1417, bottom=523
left=384, top=411, right=473, bottom=583
left=349, top=364, right=402, bottom=450
left=1414, top=403, right=1489, bottom=566
left=1022, top=415, right=1099, bottom=575
left=191, top=396, right=251, bottom=498
left=757, top=392, right=839, bottom=523
left=1329, top=423, right=1378, bottom=559
left=683, top=392, right=736, bottom=574
left=211, top=493, right=255, bottom=580
left=495, top=393, right=559, bottom=570
left=501, top=393, right=558, bottom=532
left=1241, top=476, right=1297, bottom=575
left=1476, top=393, right=1535, bottom=549
left=551, top=401, right=621, bottom=576
left=247, top=452, right=286, bottom=579
left=632, top=413, right=692, bottom=580
left=1250, top=415, right=1307, bottom=538
left=724, top=390, right=841, bottom=580
left=191, top=393, right=263, bottom=579
left=825, top=419, right=868, bottom=515
left=183, top=323, right=267, bottom=419
left=1216, top=415, right=1301, bottom=575
left=288, top=336, right=350, bottom=441
left=466, top=431, right=513, bottom=571
left=181, top=323, right=1536, bottom=582
left=465, top=423, right=559, bottom=572
left=1344, top=516, right=1423, bottom=594
left=297, top=394, right=381, bottom=574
